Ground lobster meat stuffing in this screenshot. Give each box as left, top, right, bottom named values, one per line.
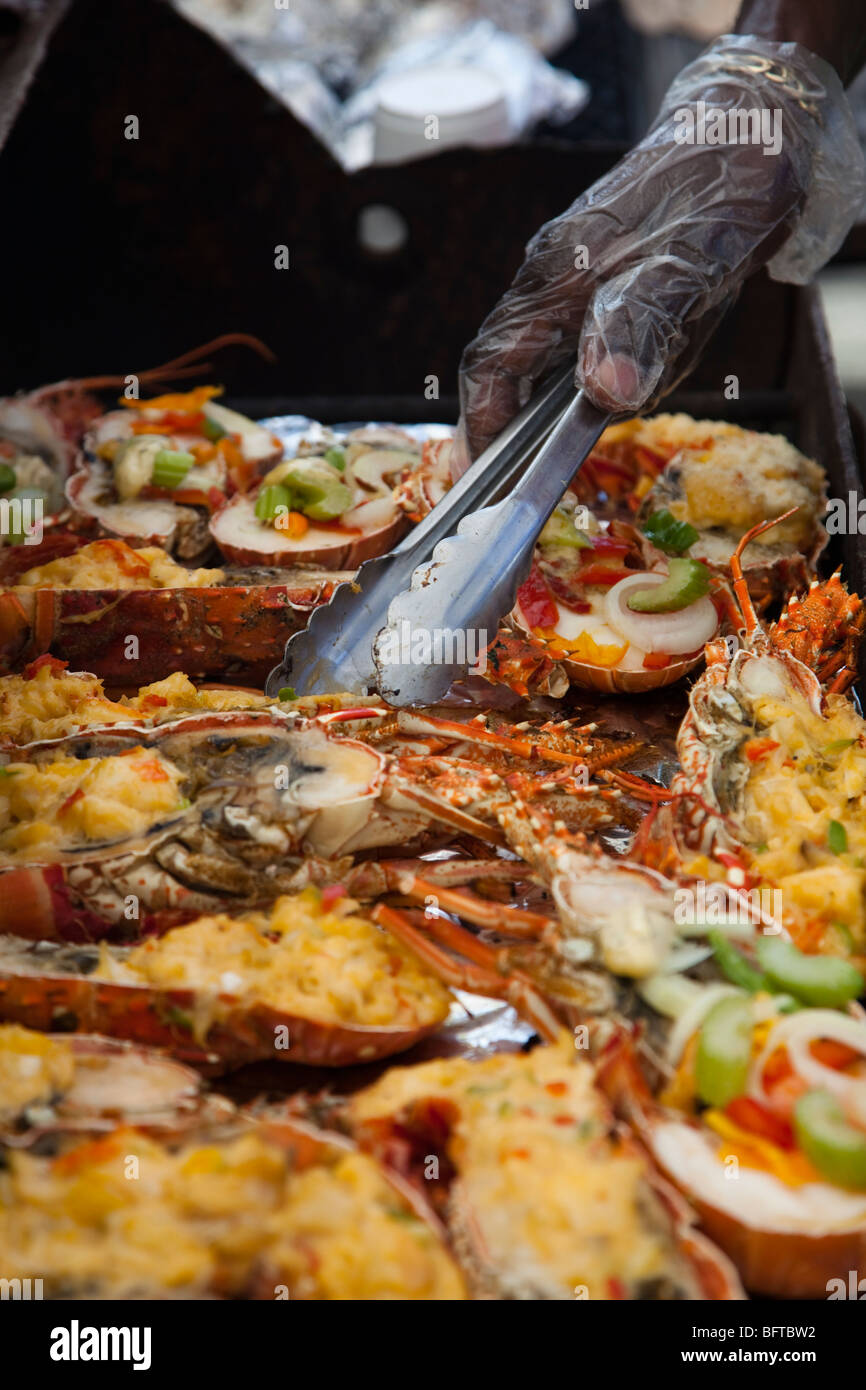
left=1, top=363, right=863, bottom=1299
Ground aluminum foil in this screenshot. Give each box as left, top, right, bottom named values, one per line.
left=173, top=0, right=589, bottom=170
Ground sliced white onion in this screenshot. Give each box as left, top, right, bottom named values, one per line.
left=665, top=983, right=743, bottom=1065
left=604, top=572, right=719, bottom=654
left=660, top=943, right=714, bottom=974
left=638, top=974, right=741, bottom=1062
left=638, top=973, right=706, bottom=1019
left=750, top=1010, right=866, bottom=1126
left=349, top=448, right=418, bottom=494
left=201, top=400, right=276, bottom=463
left=340, top=494, right=399, bottom=530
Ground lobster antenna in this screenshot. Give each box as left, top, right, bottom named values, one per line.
left=40, top=333, right=276, bottom=394
left=730, top=507, right=799, bottom=633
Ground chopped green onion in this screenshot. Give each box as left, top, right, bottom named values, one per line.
left=0, top=767, right=18, bottom=778
left=539, top=508, right=592, bottom=549
left=708, top=930, right=768, bottom=992
left=696, top=993, right=752, bottom=1108
left=151, top=449, right=194, bottom=490
left=0, top=464, right=15, bottom=493
left=794, top=1090, right=866, bottom=1189
left=324, top=447, right=346, bottom=472
left=824, top=739, right=857, bottom=756
left=828, top=820, right=848, bottom=855
left=255, top=485, right=292, bottom=522
left=203, top=417, right=226, bottom=442
left=277, top=686, right=297, bottom=703
left=626, top=557, right=710, bottom=613
left=641, top=508, right=700, bottom=556
left=755, top=935, right=863, bottom=1008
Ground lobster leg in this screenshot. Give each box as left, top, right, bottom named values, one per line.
left=372, top=903, right=561, bottom=1042
left=393, top=873, right=553, bottom=939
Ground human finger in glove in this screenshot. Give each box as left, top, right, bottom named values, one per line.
left=455, top=1, right=866, bottom=472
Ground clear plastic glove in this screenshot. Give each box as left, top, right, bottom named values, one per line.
left=455, top=34, right=866, bottom=471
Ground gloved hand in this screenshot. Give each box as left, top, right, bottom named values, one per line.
left=455, top=34, right=866, bottom=471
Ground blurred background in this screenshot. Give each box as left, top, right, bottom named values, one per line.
left=0, top=0, right=864, bottom=416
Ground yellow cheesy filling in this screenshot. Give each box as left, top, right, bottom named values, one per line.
left=353, top=1036, right=695, bottom=1299
left=0, top=1129, right=464, bottom=1299
left=100, top=890, right=451, bottom=1032
left=624, top=415, right=824, bottom=556
left=0, top=668, right=272, bottom=745
left=0, top=1025, right=75, bottom=1121
left=740, top=688, right=866, bottom=944
left=0, top=746, right=186, bottom=858
left=600, top=413, right=745, bottom=460
left=13, top=539, right=225, bottom=590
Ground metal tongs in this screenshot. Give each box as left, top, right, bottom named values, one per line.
left=265, top=365, right=612, bottom=706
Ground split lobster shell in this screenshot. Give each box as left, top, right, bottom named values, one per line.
left=0, top=935, right=447, bottom=1073
left=598, top=1030, right=866, bottom=1298
left=0, top=565, right=347, bottom=684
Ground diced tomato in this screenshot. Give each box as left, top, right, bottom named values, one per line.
left=587, top=535, right=631, bottom=557
left=545, top=1080, right=567, bottom=1096
left=53, top=1132, right=125, bottom=1175
left=138, top=760, right=170, bottom=783
left=321, top=884, right=346, bottom=909
left=715, top=850, right=752, bottom=877
left=58, top=788, right=84, bottom=817
left=634, top=445, right=668, bottom=474
left=762, top=1046, right=793, bottom=1090
left=642, top=652, right=672, bottom=670
left=725, top=1096, right=795, bottom=1150
left=129, top=420, right=177, bottom=436
left=573, top=564, right=632, bottom=587
left=810, top=1039, right=862, bottom=1071
left=606, top=1277, right=627, bottom=1300
left=158, top=410, right=206, bottom=433
left=760, top=1046, right=806, bottom=1116
left=516, top=563, right=559, bottom=628
left=586, top=456, right=633, bottom=484
left=137, top=694, right=169, bottom=711
left=22, top=654, right=68, bottom=680
left=744, top=738, right=780, bottom=762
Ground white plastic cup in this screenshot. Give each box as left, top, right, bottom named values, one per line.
left=373, top=65, right=511, bottom=166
